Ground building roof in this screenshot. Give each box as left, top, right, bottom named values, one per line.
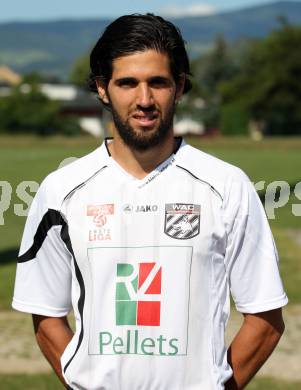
left=0, top=66, right=21, bottom=85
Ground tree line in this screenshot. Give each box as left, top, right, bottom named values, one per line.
left=1, top=22, right=301, bottom=136
left=178, top=21, right=301, bottom=136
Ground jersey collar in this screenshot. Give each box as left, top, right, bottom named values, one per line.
left=102, top=137, right=186, bottom=188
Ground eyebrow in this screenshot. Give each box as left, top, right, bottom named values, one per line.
left=114, top=76, right=172, bottom=85
left=114, top=77, right=136, bottom=84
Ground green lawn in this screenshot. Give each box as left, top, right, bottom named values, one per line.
left=0, top=373, right=300, bottom=389
left=0, top=136, right=101, bottom=309
left=1, top=135, right=301, bottom=309
left=0, top=373, right=61, bottom=390
left=190, top=137, right=301, bottom=229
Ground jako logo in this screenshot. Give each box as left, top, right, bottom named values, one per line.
left=122, top=204, right=158, bottom=213
left=115, top=262, right=162, bottom=326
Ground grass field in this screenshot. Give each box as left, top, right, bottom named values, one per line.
left=0, top=135, right=300, bottom=389
left=0, top=373, right=301, bottom=389
left=1, top=135, right=300, bottom=309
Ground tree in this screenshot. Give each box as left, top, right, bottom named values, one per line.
left=0, top=82, right=81, bottom=136
left=69, top=54, right=90, bottom=88
left=221, top=24, right=301, bottom=135
left=177, top=35, right=237, bottom=128
left=197, top=35, right=237, bottom=96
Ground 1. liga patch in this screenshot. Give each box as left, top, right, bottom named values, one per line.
left=86, top=204, right=114, bottom=241
left=164, top=204, right=201, bottom=239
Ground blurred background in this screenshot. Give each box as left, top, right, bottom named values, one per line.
left=0, top=0, right=300, bottom=389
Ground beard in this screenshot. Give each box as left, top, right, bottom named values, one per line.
left=109, top=99, right=176, bottom=152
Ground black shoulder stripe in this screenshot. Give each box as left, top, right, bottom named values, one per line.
left=176, top=165, right=223, bottom=201
left=18, top=209, right=65, bottom=263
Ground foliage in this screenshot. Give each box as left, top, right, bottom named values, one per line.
left=221, top=103, right=249, bottom=135
left=180, top=24, right=301, bottom=135
left=194, top=35, right=237, bottom=97
left=177, top=35, right=237, bottom=128
left=22, top=72, right=45, bottom=84
left=69, top=54, right=90, bottom=88
left=22, top=71, right=62, bottom=84
left=221, top=24, right=301, bottom=135
left=0, top=82, right=81, bottom=136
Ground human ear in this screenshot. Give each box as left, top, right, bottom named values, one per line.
left=95, top=78, right=110, bottom=104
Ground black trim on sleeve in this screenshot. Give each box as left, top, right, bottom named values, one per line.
left=18, top=209, right=65, bottom=263
left=176, top=165, right=223, bottom=201
left=17, top=208, right=86, bottom=375
left=60, top=222, right=85, bottom=375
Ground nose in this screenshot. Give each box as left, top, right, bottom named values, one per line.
left=136, top=83, right=154, bottom=108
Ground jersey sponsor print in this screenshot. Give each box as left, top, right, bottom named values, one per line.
left=116, top=262, right=162, bottom=326
left=87, top=246, right=192, bottom=356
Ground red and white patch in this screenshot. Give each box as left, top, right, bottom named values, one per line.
left=87, top=204, right=114, bottom=227
left=87, top=204, right=114, bottom=241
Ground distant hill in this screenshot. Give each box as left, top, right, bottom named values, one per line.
left=0, top=1, right=301, bottom=80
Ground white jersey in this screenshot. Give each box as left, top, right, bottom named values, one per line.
left=13, top=139, right=288, bottom=390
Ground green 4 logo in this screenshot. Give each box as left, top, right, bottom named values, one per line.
left=116, top=262, right=162, bottom=326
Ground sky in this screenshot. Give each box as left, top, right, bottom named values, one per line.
left=0, top=0, right=284, bottom=23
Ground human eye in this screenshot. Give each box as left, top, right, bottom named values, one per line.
left=116, top=78, right=137, bottom=88
left=149, top=77, right=171, bottom=88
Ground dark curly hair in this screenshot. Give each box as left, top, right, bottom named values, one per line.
left=88, top=13, right=192, bottom=105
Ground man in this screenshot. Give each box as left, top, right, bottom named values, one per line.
left=13, top=14, right=287, bottom=390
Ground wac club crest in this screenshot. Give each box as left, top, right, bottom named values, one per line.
left=164, top=203, right=201, bottom=240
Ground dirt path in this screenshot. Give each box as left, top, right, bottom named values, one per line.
left=226, top=304, right=301, bottom=381
left=0, top=310, right=49, bottom=374
left=0, top=305, right=300, bottom=380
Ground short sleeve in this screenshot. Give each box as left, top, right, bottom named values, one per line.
left=12, top=179, right=72, bottom=317
left=223, top=171, right=288, bottom=314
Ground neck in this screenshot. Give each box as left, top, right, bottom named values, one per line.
left=107, top=131, right=177, bottom=180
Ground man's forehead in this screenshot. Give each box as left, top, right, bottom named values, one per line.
left=111, top=49, right=172, bottom=78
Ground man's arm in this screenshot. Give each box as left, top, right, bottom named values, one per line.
left=32, top=315, right=74, bottom=386
left=225, top=308, right=285, bottom=390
